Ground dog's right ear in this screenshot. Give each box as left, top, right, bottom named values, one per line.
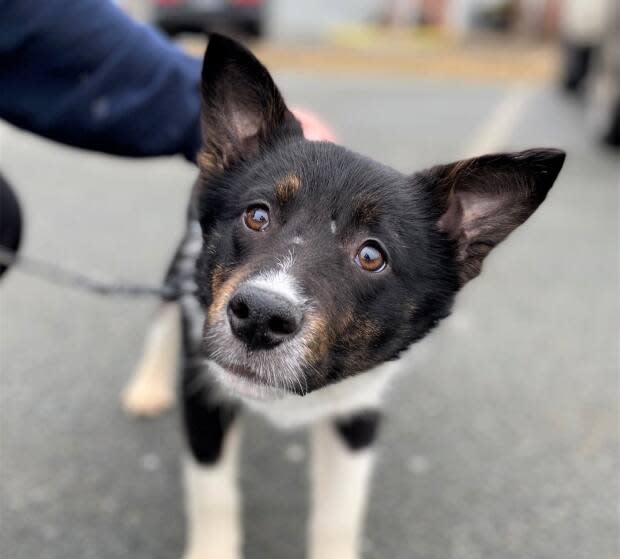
left=198, top=34, right=302, bottom=173
left=418, top=148, right=565, bottom=285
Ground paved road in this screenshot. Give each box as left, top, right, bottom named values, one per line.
left=1, top=74, right=618, bottom=559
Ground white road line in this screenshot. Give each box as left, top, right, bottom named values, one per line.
left=461, top=86, right=533, bottom=158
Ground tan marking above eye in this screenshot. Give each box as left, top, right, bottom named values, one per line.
left=275, top=174, right=301, bottom=204
left=353, top=198, right=381, bottom=225
left=244, top=205, right=270, bottom=232
left=355, top=242, right=387, bottom=272
left=197, top=150, right=223, bottom=174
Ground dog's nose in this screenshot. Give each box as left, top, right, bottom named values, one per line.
left=227, top=285, right=303, bottom=349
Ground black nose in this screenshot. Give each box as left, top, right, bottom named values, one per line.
left=227, top=285, right=303, bottom=349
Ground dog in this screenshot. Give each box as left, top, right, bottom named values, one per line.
left=121, top=34, right=565, bottom=559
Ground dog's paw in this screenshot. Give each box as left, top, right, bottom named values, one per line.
left=121, top=372, right=174, bottom=417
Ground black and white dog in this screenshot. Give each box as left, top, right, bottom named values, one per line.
left=122, top=35, right=565, bottom=559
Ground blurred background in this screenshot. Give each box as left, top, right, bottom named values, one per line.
left=1, top=1, right=618, bottom=558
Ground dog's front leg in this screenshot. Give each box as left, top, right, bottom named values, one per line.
left=181, top=377, right=242, bottom=559
left=122, top=302, right=179, bottom=416
left=309, top=410, right=380, bottom=559
left=180, top=295, right=243, bottom=559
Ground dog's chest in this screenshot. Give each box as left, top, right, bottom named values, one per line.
left=234, top=360, right=402, bottom=429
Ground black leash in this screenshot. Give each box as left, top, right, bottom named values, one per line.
left=0, top=245, right=187, bottom=299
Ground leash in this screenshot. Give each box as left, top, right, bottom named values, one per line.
left=0, top=245, right=189, bottom=299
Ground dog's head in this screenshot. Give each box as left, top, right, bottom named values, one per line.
left=194, top=34, right=565, bottom=400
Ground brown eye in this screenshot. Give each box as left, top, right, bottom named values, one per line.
left=244, top=205, right=270, bottom=232
left=355, top=242, right=387, bottom=272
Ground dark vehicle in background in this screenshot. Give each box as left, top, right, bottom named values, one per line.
left=152, top=0, right=265, bottom=38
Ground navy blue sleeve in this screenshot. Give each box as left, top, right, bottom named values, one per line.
left=0, top=0, right=202, bottom=162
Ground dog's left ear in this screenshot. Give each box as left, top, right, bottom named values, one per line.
left=198, top=33, right=302, bottom=172
left=419, top=148, right=565, bottom=285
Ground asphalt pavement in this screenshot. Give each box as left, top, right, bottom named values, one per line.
left=1, top=73, right=618, bottom=559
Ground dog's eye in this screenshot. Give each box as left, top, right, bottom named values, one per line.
left=244, top=205, right=270, bottom=232
left=355, top=242, right=387, bottom=272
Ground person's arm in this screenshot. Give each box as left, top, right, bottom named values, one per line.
left=0, top=0, right=202, bottom=162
